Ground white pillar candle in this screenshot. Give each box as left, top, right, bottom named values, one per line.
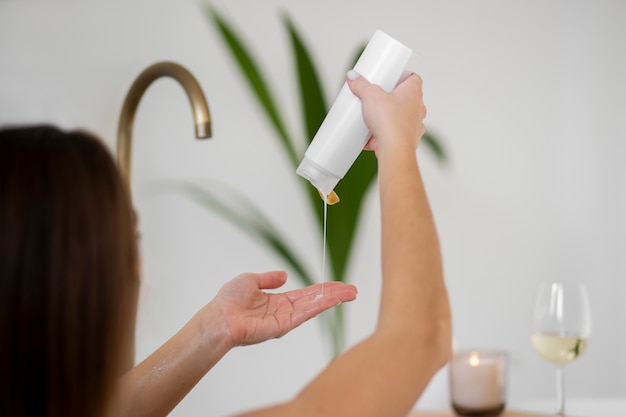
left=449, top=350, right=507, bottom=411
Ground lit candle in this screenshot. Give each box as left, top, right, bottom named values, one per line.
left=449, top=350, right=507, bottom=416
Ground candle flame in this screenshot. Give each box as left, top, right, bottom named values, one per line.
left=469, top=351, right=480, bottom=367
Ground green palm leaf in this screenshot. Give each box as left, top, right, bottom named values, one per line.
left=281, top=12, right=327, bottom=230
left=422, top=130, right=447, bottom=164
left=282, top=14, right=327, bottom=144
left=206, top=6, right=299, bottom=166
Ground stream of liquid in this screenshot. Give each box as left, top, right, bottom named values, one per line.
left=316, top=198, right=328, bottom=301
left=322, top=199, right=328, bottom=293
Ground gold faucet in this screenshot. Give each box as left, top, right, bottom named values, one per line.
left=116, top=61, right=212, bottom=190
left=116, top=62, right=211, bottom=371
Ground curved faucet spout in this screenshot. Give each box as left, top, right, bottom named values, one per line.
left=116, top=61, right=212, bottom=371
left=116, top=61, right=212, bottom=190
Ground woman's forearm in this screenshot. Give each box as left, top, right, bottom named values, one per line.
left=304, top=156, right=449, bottom=417
left=107, top=269, right=357, bottom=417
left=377, top=147, right=450, bottom=337
left=107, top=303, right=232, bottom=417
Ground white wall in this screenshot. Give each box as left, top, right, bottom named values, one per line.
left=1, top=0, right=625, bottom=415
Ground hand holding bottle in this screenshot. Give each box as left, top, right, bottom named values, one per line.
left=346, top=70, right=426, bottom=160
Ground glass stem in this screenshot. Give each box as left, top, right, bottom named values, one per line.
left=556, top=365, right=565, bottom=417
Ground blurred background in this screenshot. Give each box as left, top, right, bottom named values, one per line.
left=1, top=0, right=624, bottom=415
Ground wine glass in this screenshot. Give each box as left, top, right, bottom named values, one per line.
left=530, top=282, right=591, bottom=417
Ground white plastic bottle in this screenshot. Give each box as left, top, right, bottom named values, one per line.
left=296, top=29, right=415, bottom=197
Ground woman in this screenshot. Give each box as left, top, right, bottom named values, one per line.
left=0, top=126, right=140, bottom=416
left=0, top=71, right=451, bottom=417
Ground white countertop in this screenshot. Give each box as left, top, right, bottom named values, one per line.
left=512, top=397, right=626, bottom=417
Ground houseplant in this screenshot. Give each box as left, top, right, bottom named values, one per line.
left=173, top=6, right=446, bottom=356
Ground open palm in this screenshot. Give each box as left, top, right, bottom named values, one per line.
left=214, top=271, right=357, bottom=347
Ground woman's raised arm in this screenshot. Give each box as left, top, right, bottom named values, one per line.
left=235, top=72, right=452, bottom=417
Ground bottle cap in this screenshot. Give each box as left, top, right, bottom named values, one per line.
left=296, top=156, right=340, bottom=197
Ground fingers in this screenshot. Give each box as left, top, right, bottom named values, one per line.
left=363, top=136, right=376, bottom=152
left=316, top=282, right=358, bottom=303
left=291, top=282, right=358, bottom=324
left=347, top=71, right=377, bottom=153
left=346, top=70, right=371, bottom=98
left=347, top=70, right=422, bottom=97
left=403, top=72, right=423, bottom=88
left=250, top=270, right=288, bottom=290
left=285, top=281, right=355, bottom=302
left=244, top=270, right=357, bottom=315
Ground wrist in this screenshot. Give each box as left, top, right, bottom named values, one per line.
left=195, top=301, right=236, bottom=353
left=377, top=142, right=418, bottom=168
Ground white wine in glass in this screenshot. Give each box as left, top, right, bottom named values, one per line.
left=530, top=282, right=591, bottom=417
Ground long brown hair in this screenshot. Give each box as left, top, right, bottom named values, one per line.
left=0, top=125, right=139, bottom=417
